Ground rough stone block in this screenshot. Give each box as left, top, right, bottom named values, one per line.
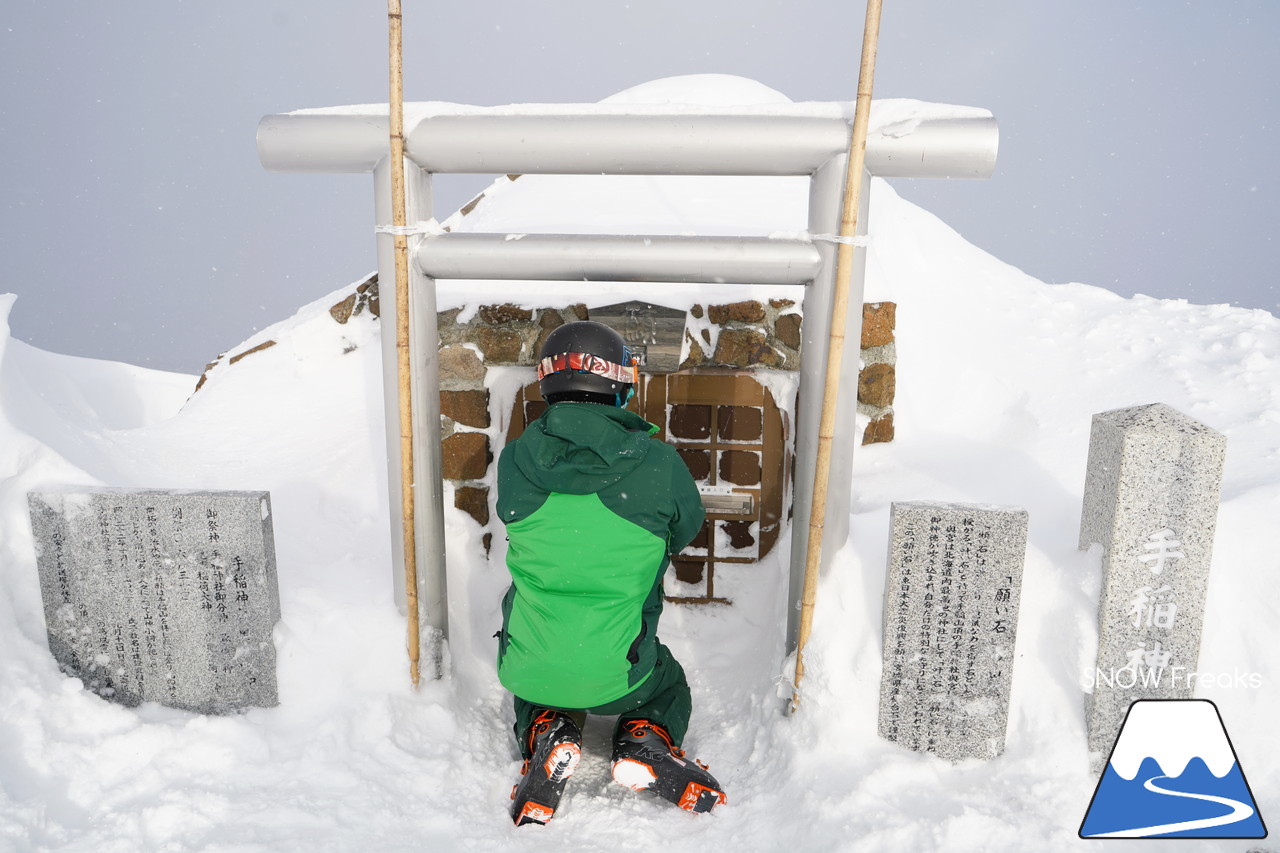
left=1079, top=403, right=1226, bottom=758
left=532, top=309, right=566, bottom=358
left=679, top=334, right=708, bottom=371
left=329, top=293, right=358, bottom=325
left=453, top=485, right=490, bottom=527
left=879, top=501, right=1029, bottom=761
left=27, top=488, right=280, bottom=714
left=863, top=413, right=895, bottom=445
left=439, top=345, right=486, bottom=384
left=440, top=389, right=490, bottom=429
left=713, top=328, right=782, bottom=368
left=774, top=312, right=803, bottom=351
left=442, top=432, right=492, bottom=480
left=862, top=302, right=896, bottom=348
left=478, top=303, right=533, bottom=325
left=475, top=327, right=524, bottom=364
left=858, top=362, right=896, bottom=408
left=708, top=300, right=766, bottom=324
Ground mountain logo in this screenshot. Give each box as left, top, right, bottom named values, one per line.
left=1080, top=699, right=1267, bottom=839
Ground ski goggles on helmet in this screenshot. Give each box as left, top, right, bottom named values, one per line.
left=537, top=352, right=639, bottom=384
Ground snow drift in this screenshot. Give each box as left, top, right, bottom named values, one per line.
left=2, top=76, right=1277, bottom=852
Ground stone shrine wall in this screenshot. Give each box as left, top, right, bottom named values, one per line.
left=437, top=296, right=897, bottom=542
left=193, top=278, right=898, bottom=562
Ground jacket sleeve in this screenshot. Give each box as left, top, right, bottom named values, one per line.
left=666, top=452, right=706, bottom=554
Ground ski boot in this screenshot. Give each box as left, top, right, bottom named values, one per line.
left=610, top=719, right=727, bottom=813
left=510, top=710, right=583, bottom=826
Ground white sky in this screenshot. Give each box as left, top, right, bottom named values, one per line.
left=2, top=1, right=1277, bottom=372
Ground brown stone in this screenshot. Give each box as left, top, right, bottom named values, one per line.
left=475, top=327, right=524, bottom=363
left=719, top=450, right=762, bottom=486
left=858, top=362, right=896, bottom=408
left=478, top=303, right=533, bottom=325
left=441, top=432, right=491, bottom=480
left=863, top=412, right=896, bottom=445
left=459, top=194, right=484, bottom=216
left=329, top=293, right=358, bottom=324
left=690, top=304, right=704, bottom=319
left=533, top=308, right=566, bottom=358
left=346, top=274, right=379, bottom=320
left=439, top=345, right=486, bottom=382
left=769, top=298, right=795, bottom=310
left=437, top=307, right=463, bottom=329
left=570, top=303, right=589, bottom=320
left=713, top=329, right=782, bottom=368
left=192, top=361, right=219, bottom=394
left=453, top=485, right=490, bottom=527
left=229, top=340, right=277, bottom=366
left=440, top=389, right=490, bottom=428
left=679, top=334, right=707, bottom=370
left=862, top=302, right=897, bottom=348
left=774, top=313, right=803, bottom=351
left=708, top=300, right=766, bottom=324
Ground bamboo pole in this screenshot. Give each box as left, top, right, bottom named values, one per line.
left=790, top=0, right=884, bottom=713
left=388, top=0, right=421, bottom=689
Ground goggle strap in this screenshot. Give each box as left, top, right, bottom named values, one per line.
left=537, top=351, right=634, bottom=384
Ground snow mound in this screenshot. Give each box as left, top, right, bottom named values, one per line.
left=2, top=76, right=1278, bottom=852
left=601, top=74, right=793, bottom=105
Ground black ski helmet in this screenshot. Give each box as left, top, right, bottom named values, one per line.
left=537, top=320, right=636, bottom=404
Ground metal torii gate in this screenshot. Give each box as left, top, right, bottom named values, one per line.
left=256, top=101, right=998, bottom=671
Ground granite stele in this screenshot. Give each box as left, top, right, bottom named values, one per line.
left=28, top=488, right=281, bottom=714
left=1079, top=403, right=1227, bottom=758
left=879, top=501, right=1029, bottom=761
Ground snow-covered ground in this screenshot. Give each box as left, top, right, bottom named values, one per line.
left=2, top=77, right=1276, bottom=852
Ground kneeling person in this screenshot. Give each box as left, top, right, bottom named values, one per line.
left=496, top=321, right=726, bottom=826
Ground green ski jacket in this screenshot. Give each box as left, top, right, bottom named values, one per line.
left=496, top=402, right=705, bottom=709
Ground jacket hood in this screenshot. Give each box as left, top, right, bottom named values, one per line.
left=512, top=402, right=659, bottom=494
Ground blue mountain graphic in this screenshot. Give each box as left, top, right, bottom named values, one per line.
left=1081, top=756, right=1266, bottom=838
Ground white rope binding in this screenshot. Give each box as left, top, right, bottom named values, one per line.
left=375, top=219, right=443, bottom=237
left=809, top=233, right=870, bottom=247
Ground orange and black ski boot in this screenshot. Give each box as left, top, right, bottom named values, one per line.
left=609, top=719, right=727, bottom=814
left=510, top=710, right=583, bottom=826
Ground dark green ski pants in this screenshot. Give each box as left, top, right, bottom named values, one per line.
left=513, top=642, right=691, bottom=759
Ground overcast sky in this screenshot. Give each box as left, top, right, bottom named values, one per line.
left=2, top=1, right=1276, bottom=373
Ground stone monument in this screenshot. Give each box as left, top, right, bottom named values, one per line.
left=1079, top=403, right=1226, bottom=757
left=878, top=501, right=1029, bottom=761
left=28, top=488, right=281, bottom=714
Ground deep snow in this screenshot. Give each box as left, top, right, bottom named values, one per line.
left=1, top=76, right=1277, bottom=852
